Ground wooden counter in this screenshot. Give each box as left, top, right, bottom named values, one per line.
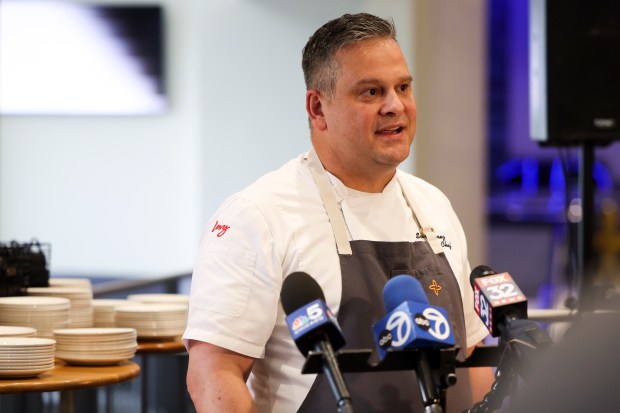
left=0, top=359, right=140, bottom=395
left=137, top=338, right=186, bottom=354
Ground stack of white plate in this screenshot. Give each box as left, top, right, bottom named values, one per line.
left=115, top=304, right=187, bottom=339
left=53, top=327, right=138, bottom=366
left=0, top=326, right=37, bottom=338
left=49, top=277, right=92, bottom=288
left=92, top=299, right=141, bottom=327
left=0, top=337, right=56, bottom=378
left=0, top=296, right=70, bottom=338
left=27, top=286, right=94, bottom=328
left=126, top=294, right=189, bottom=332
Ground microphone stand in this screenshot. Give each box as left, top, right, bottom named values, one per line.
left=462, top=344, right=517, bottom=413
left=414, top=351, right=444, bottom=413
left=303, top=347, right=460, bottom=413
left=315, top=339, right=355, bottom=413
left=465, top=317, right=554, bottom=413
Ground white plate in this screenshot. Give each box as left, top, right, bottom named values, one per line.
left=0, top=352, right=54, bottom=365
left=57, top=351, right=135, bottom=359
left=135, top=328, right=184, bottom=337
left=0, top=357, right=54, bottom=370
left=55, top=339, right=136, bottom=347
left=0, top=296, right=70, bottom=308
left=115, top=318, right=185, bottom=325
left=115, top=304, right=188, bottom=313
left=0, top=347, right=55, bottom=354
left=56, top=344, right=136, bottom=352
left=127, top=294, right=190, bottom=304
left=56, top=355, right=131, bottom=366
left=115, top=313, right=187, bottom=320
left=0, top=326, right=37, bottom=337
left=49, top=278, right=92, bottom=287
left=93, top=299, right=140, bottom=308
left=55, top=335, right=136, bottom=342
left=0, top=366, right=54, bottom=373
left=27, top=286, right=92, bottom=296
left=137, top=333, right=183, bottom=340
left=60, top=348, right=133, bottom=357
left=53, top=327, right=136, bottom=336
left=0, top=309, right=70, bottom=315
left=0, top=366, right=54, bottom=377
left=0, top=337, right=56, bottom=346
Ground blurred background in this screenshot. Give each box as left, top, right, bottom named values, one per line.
left=2, top=0, right=620, bottom=313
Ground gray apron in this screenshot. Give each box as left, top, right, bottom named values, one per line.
left=297, top=150, right=473, bottom=413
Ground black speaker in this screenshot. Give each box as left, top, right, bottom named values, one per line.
left=529, top=0, right=620, bottom=145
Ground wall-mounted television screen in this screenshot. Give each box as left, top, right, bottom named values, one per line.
left=0, top=1, right=166, bottom=116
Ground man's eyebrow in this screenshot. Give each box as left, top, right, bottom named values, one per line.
left=353, top=75, right=414, bottom=86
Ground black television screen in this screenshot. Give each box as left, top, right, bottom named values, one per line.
left=0, top=1, right=166, bottom=115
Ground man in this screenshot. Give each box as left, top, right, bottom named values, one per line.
left=184, top=13, right=492, bottom=413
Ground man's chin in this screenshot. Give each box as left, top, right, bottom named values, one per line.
left=376, top=149, right=411, bottom=166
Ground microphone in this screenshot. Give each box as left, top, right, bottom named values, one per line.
left=469, top=265, right=528, bottom=338
left=372, top=274, right=456, bottom=413
left=372, top=275, right=455, bottom=361
left=469, top=265, right=552, bottom=377
left=464, top=266, right=554, bottom=413
left=280, top=271, right=353, bottom=413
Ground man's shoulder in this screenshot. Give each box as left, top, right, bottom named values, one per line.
left=253, top=154, right=308, bottom=189
left=224, top=153, right=318, bottom=211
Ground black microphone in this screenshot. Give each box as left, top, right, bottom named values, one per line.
left=470, top=265, right=528, bottom=338
left=280, top=271, right=354, bottom=413
left=464, top=266, right=554, bottom=413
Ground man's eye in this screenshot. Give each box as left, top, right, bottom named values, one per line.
left=399, top=84, right=409, bottom=92
left=366, top=89, right=377, bottom=96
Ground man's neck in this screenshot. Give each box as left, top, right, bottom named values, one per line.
left=313, top=150, right=396, bottom=193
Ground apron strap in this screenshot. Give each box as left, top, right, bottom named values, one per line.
left=396, top=175, right=445, bottom=255
left=305, top=149, right=353, bottom=256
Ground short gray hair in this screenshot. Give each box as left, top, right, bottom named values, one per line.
left=302, top=13, right=397, bottom=97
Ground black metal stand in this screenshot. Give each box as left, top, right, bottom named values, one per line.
left=302, top=347, right=475, bottom=412
left=578, top=142, right=596, bottom=311
left=302, top=348, right=461, bottom=375
left=462, top=345, right=517, bottom=413
left=302, top=346, right=502, bottom=374
left=415, top=352, right=445, bottom=413
left=315, top=340, right=354, bottom=413
left=302, top=346, right=504, bottom=412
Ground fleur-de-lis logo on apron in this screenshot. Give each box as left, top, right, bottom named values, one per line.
left=429, top=279, right=442, bottom=296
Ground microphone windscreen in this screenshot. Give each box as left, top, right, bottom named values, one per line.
left=280, top=271, right=326, bottom=315
left=469, top=265, right=496, bottom=287
left=383, top=274, right=428, bottom=312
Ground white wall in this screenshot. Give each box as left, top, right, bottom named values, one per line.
left=0, top=0, right=422, bottom=277
left=0, top=0, right=205, bottom=277
left=412, top=0, right=487, bottom=266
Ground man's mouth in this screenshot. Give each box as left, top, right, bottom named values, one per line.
left=378, top=126, right=404, bottom=135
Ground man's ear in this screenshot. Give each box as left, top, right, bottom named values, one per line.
left=306, top=90, right=327, bottom=131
